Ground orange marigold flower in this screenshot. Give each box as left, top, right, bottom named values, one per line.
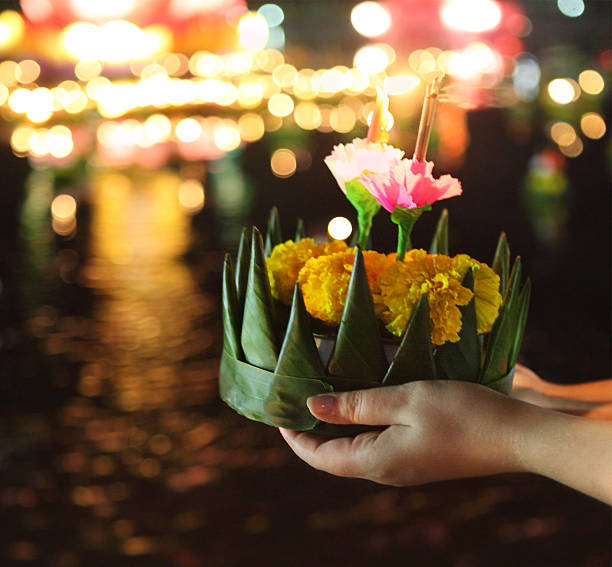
left=299, top=249, right=393, bottom=326
left=266, top=238, right=348, bottom=305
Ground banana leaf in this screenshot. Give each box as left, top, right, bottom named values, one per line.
left=240, top=227, right=278, bottom=371
left=264, top=206, right=282, bottom=256
left=219, top=352, right=332, bottom=430
left=435, top=270, right=481, bottom=381
left=383, top=295, right=436, bottom=385
left=508, top=278, right=531, bottom=369
left=429, top=208, right=449, bottom=255
left=275, top=285, right=326, bottom=378
left=327, top=248, right=388, bottom=381
left=492, top=232, right=510, bottom=297
left=235, top=227, right=251, bottom=306
left=485, top=366, right=516, bottom=395
left=481, top=257, right=522, bottom=384
left=222, top=254, right=242, bottom=360
left=295, top=218, right=306, bottom=241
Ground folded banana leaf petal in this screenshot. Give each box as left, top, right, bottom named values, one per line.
left=295, top=218, right=306, bottom=241
left=485, top=366, right=516, bottom=395
left=235, top=227, right=251, bottom=306
left=429, top=208, right=449, bottom=255
left=264, top=206, right=282, bottom=257
left=492, top=232, right=510, bottom=297
left=275, top=285, right=326, bottom=378
left=327, top=247, right=388, bottom=381
left=435, top=270, right=481, bottom=381
left=222, top=254, right=242, bottom=360
left=219, top=351, right=332, bottom=430
left=508, top=278, right=531, bottom=369
left=481, top=257, right=522, bottom=384
left=383, top=295, right=436, bottom=385
left=241, top=227, right=278, bottom=371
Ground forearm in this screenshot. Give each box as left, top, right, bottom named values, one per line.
left=513, top=405, right=612, bottom=504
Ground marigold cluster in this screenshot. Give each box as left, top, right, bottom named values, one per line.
left=266, top=238, right=347, bottom=305
left=267, top=242, right=502, bottom=345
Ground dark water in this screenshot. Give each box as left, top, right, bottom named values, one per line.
left=0, top=106, right=610, bottom=566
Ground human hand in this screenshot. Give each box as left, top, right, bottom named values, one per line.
left=280, top=379, right=529, bottom=487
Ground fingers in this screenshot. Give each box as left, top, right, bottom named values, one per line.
left=279, top=427, right=385, bottom=479
left=306, top=384, right=410, bottom=425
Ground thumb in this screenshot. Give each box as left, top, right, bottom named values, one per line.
left=307, top=385, right=409, bottom=426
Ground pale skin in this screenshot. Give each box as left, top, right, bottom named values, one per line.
left=280, top=366, right=612, bottom=504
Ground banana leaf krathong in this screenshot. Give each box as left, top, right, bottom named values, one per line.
left=219, top=208, right=529, bottom=437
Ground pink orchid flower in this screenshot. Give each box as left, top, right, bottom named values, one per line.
left=359, top=158, right=462, bottom=213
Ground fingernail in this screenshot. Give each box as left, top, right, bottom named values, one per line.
left=307, top=394, right=336, bottom=416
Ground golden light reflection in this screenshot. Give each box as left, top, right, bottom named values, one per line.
left=354, top=44, right=393, bottom=75
left=51, top=194, right=77, bottom=236
left=384, top=74, right=420, bottom=95
left=580, top=112, right=606, bottom=139
left=175, top=117, right=202, bottom=143
left=15, top=59, right=41, bottom=84
left=238, top=113, right=265, bottom=141
left=548, top=78, right=579, bottom=104
left=267, top=92, right=294, bottom=117
left=550, top=121, right=577, bottom=146
left=559, top=136, right=583, bottom=157
left=578, top=69, right=605, bottom=95
left=351, top=2, right=392, bottom=38
left=178, top=179, right=205, bottom=214
left=238, top=12, right=269, bottom=51
left=293, top=101, right=322, bottom=130
left=270, top=148, right=296, bottom=178
left=440, top=0, right=502, bottom=33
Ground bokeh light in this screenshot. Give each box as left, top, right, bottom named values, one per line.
left=547, top=78, right=578, bottom=104
left=268, top=93, right=294, bottom=117
left=238, top=113, right=265, bottom=142
left=557, top=0, right=585, bottom=18
left=550, top=122, right=576, bottom=147
left=258, top=4, right=284, bottom=27
left=327, top=217, right=352, bottom=240
left=175, top=118, right=202, bottom=143
left=440, top=0, right=502, bottom=33
left=578, top=70, right=604, bottom=95
left=384, top=75, right=420, bottom=95
left=178, top=179, right=205, bottom=214
left=354, top=44, right=393, bottom=75
left=270, top=148, right=297, bottom=178
left=238, top=12, right=269, bottom=51
left=350, top=2, right=392, bottom=38
left=580, top=113, right=606, bottom=139
left=559, top=136, right=583, bottom=158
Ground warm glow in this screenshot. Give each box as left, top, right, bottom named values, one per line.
left=293, top=101, right=322, bottom=130
left=51, top=194, right=77, bottom=221
left=15, top=60, right=40, bottom=84
left=238, top=113, right=265, bottom=142
left=350, top=2, right=392, bottom=38
left=238, top=12, right=269, bottom=51
left=75, top=59, right=103, bottom=81
left=8, top=87, right=30, bottom=113
left=175, top=118, right=202, bottom=142
left=550, top=122, right=576, bottom=146
left=0, top=10, right=25, bottom=49
left=270, top=148, right=297, bottom=178
left=272, top=64, right=298, bottom=88
left=559, top=137, right=583, bottom=158
left=578, top=70, right=604, bottom=95
left=62, top=20, right=167, bottom=63
left=178, top=179, right=205, bottom=214
left=384, top=75, right=420, bottom=95
left=580, top=113, right=606, bottom=139
left=67, top=0, right=139, bottom=22
left=330, top=105, right=357, bottom=133
left=354, top=44, right=392, bottom=75
left=214, top=121, right=241, bottom=152
left=46, top=125, right=74, bottom=158
left=10, top=125, right=35, bottom=154
left=26, top=87, right=54, bottom=123
left=268, top=92, right=294, bottom=117
left=143, top=114, right=172, bottom=145
left=327, top=216, right=352, bottom=240
left=440, top=0, right=502, bottom=33
left=547, top=78, right=578, bottom=104
left=237, top=81, right=264, bottom=108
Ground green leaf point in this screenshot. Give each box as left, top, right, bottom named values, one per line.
left=429, top=208, right=449, bottom=255
left=222, top=254, right=242, bottom=360
left=264, top=206, right=282, bottom=257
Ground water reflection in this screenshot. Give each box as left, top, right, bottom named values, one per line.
left=2, top=165, right=610, bottom=566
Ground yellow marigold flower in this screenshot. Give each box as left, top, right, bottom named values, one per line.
left=299, top=249, right=393, bottom=326
left=266, top=238, right=348, bottom=304
left=451, top=254, right=502, bottom=334
left=379, top=249, right=472, bottom=345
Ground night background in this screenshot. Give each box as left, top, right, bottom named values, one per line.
left=0, top=0, right=610, bottom=565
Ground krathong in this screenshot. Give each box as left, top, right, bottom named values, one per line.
left=219, top=80, right=531, bottom=437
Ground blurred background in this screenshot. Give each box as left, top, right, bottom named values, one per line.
left=0, top=0, right=610, bottom=565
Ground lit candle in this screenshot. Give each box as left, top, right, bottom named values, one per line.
left=366, top=86, right=390, bottom=143
left=413, top=76, right=441, bottom=162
